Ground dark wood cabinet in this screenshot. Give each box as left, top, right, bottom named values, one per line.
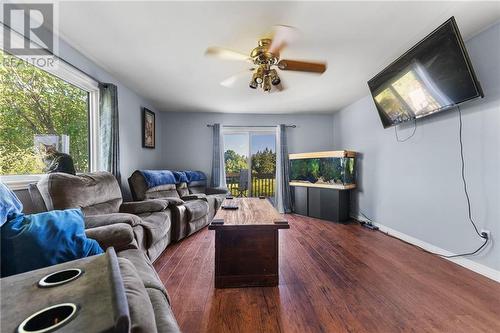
left=291, top=186, right=350, bottom=222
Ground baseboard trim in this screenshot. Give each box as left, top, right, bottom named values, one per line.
left=351, top=215, right=500, bottom=283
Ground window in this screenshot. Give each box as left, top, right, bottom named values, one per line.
left=223, top=128, right=276, bottom=198
left=0, top=49, right=99, bottom=189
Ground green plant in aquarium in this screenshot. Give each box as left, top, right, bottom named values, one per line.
left=290, top=159, right=307, bottom=180
left=309, top=159, right=320, bottom=180
left=343, top=158, right=355, bottom=184
left=291, top=155, right=356, bottom=185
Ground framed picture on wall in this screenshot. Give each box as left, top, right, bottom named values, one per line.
left=142, top=108, right=155, bottom=149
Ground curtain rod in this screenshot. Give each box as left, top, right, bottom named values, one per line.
left=207, top=124, right=296, bottom=128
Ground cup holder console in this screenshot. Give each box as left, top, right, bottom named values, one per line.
left=17, top=303, right=78, bottom=333
left=38, top=269, right=83, bottom=288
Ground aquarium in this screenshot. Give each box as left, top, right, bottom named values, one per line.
left=289, top=151, right=356, bottom=188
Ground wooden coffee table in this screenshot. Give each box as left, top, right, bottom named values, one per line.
left=208, top=198, right=289, bottom=288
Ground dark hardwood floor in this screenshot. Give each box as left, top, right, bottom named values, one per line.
left=153, top=214, right=500, bottom=333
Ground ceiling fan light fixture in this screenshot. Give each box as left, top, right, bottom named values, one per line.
left=269, top=69, right=280, bottom=86
left=207, top=25, right=326, bottom=94
left=254, top=66, right=265, bottom=84
left=263, top=75, right=272, bottom=92
left=249, top=79, right=258, bottom=89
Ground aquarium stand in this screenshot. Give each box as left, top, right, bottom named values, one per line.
left=289, top=150, right=356, bottom=223
left=291, top=185, right=351, bottom=222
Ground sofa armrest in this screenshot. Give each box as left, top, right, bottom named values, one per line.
left=181, top=193, right=207, bottom=202
left=85, top=224, right=138, bottom=251
left=205, top=187, right=229, bottom=195
left=84, top=213, right=143, bottom=229
left=165, top=197, right=185, bottom=206
left=119, top=199, right=169, bottom=215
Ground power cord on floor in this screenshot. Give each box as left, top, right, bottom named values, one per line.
left=359, top=105, right=489, bottom=258
left=358, top=212, right=379, bottom=230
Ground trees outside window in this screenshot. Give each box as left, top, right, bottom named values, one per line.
left=0, top=50, right=90, bottom=175
left=223, top=132, right=276, bottom=197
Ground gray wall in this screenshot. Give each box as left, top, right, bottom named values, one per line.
left=57, top=39, right=163, bottom=200
left=160, top=112, right=334, bottom=179
left=332, top=23, right=500, bottom=270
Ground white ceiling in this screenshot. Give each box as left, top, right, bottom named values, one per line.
left=56, top=1, right=500, bottom=114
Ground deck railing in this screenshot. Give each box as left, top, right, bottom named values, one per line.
left=225, top=172, right=275, bottom=198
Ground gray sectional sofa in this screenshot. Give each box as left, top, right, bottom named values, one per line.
left=128, top=170, right=227, bottom=240
left=28, top=172, right=183, bottom=333
left=29, top=172, right=174, bottom=262
left=24, top=170, right=228, bottom=333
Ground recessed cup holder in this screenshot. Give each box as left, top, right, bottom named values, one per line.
left=17, top=303, right=78, bottom=333
left=38, top=268, right=83, bottom=288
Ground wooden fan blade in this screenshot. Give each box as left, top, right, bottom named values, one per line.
left=269, top=25, right=298, bottom=55
left=220, top=68, right=254, bottom=88
left=277, top=59, right=327, bottom=73
left=205, top=47, right=252, bottom=62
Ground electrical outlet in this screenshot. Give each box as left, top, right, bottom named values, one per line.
left=480, top=229, right=491, bottom=239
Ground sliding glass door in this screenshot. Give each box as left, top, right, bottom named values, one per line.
left=223, top=129, right=276, bottom=198
left=249, top=132, right=276, bottom=197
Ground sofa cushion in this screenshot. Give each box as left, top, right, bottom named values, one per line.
left=184, top=200, right=209, bottom=221
left=145, top=184, right=180, bottom=200
left=36, top=172, right=122, bottom=215
left=118, top=257, right=158, bottom=333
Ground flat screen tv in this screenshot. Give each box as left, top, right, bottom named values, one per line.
left=368, top=17, right=483, bottom=128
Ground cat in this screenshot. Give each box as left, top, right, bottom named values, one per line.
left=40, top=144, right=76, bottom=175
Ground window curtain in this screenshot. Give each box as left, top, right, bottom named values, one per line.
left=210, top=123, right=227, bottom=188
left=98, top=83, right=120, bottom=181
left=275, top=124, right=292, bottom=213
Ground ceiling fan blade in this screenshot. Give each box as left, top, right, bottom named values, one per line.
left=205, top=46, right=251, bottom=62
left=277, top=59, right=327, bottom=73
left=220, top=68, right=254, bottom=88
left=268, top=25, right=298, bottom=55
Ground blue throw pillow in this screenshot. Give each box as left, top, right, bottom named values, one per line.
left=1, top=208, right=103, bottom=277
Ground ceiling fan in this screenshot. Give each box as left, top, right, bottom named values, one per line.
left=205, top=25, right=327, bottom=93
